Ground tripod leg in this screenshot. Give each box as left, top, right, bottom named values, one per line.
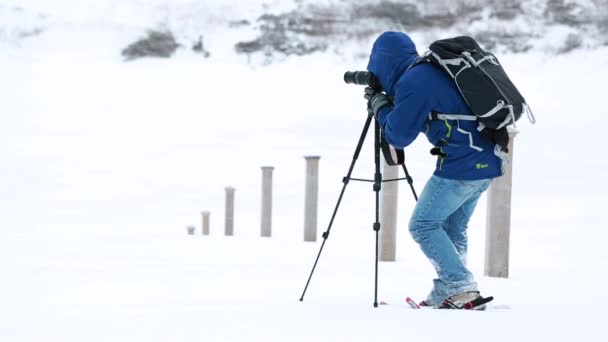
left=373, top=118, right=382, bottom=308
left=299, top=114, right=374, bottom=302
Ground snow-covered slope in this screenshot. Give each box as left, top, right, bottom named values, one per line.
left=1, top=1, right=607, bottom=341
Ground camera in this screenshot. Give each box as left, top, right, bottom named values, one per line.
left=343, top=71, right=382, bottom=91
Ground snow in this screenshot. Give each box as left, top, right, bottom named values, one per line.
left=1, top=1, right=608, bottom=341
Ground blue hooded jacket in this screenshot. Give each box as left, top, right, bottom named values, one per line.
left=367, top=32, right=504, bottom=180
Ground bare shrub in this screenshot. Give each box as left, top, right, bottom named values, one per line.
left=545, top=0, right=589, bottom=27
left=559, top=33, right=583, bottom=53
left=121, top=30, right=179, bottom=61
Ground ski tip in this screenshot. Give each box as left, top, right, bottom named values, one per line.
left=405, top=297, right=420, bottom=309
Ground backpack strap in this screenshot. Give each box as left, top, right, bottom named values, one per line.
left=428, top=111, right=485, bottom=153
left=380, top=135, right=405, bottom=166
left=429, top=111, right=477, bottom=122
left=523, top=103, right=537, bottom=124
left=461, top=51, right=500, bottom=67
left=428, top=52, right=471, bottom=79
left=407, top=53, right=430, bottom=71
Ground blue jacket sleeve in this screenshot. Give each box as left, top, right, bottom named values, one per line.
left=376, top=86, right=432, bottom=149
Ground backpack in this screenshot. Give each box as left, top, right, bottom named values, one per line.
left=411, top=36, right=536, bottom=151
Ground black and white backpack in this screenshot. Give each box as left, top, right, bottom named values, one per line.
left=413, top=36, right=536, bottom=151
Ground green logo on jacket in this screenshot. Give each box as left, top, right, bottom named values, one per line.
left=476, top=163, right=489, bottom=170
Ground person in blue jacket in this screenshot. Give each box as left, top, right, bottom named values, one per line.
left=365, top=31, right=506, bottom=308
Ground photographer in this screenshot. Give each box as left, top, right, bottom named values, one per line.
left=365, top=31, right=505, bottom=309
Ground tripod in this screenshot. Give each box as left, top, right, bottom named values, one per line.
left=299, top=111, right=419, bottom=307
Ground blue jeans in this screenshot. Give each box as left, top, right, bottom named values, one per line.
left=409, top=175, right=493, bottom=307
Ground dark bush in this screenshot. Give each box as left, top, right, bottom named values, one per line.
left=559, top=34, right=583, bottom=53
left=474, top=31, right=533, bottom=53
left=121, top=30, right=180, bottom=61
left=235, top=11, right=329, bottom=57
left=545, top=0, right=588, bottom=27
left=192, top=35, right=210, bottom=57
left=352, top=2, right=433, bottom=29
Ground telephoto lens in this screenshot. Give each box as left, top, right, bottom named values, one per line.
left=343, top=71, right=381, bottom=91
left=344, top=71, right=371, bottom=85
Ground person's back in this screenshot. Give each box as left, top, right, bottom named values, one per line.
left=403, top=63, right=504, bottom=179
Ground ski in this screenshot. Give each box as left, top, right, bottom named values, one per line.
left=380, top=296, right=506, bottom=310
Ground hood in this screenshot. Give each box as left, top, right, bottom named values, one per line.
left=367, top=31, right=419, bottom=96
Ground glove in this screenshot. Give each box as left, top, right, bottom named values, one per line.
left=364, top=87, right=391, bottom=117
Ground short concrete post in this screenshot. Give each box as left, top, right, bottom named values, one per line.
left=225, top=187, right=236, bottom=236
left=260, top=166, right=274, bottom=237
left=187, top=225, right=195, bottom=235
left=304, top=156, right=320, bottom=242
left=380, top=161, right=399, bottom=261
left=202, top=211, right=210, bottom=235
left=485, top=128, right=518, bottom=278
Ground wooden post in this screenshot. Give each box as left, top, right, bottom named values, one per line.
left=304, top=156, right=320, bottom=242
left=261, top=166, right=274, bottom=237
left=380, top=161, right=399, bottom=261
left=485, top=128, right=518, bottom=278
left=202, top=211, right=210, bottom=235
left=225, top=187, right=235, bottom=236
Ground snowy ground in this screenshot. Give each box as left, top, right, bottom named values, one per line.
left=2, top=1, right=608, bottom=341
left=1, top=229, right=604, bottom=342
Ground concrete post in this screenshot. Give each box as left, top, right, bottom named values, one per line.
left=485, top=128, right=518, bottom=278
left=225, top=187, right=236, bottom=236
left=187, top=226, right=195, bottom=235
left=380, top=161, right=399, bottom=261
left=202, top=211, right=210, bottom=235
left=304, top=156, right=320, bottom=242
left=261, top=166, right=274, bottom=237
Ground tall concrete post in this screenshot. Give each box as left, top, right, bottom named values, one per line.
left=485, top=128, right=518, bottom=278
left=202, top=211, right=210, bottom=235
left=225, top=187, right=236, bottom=236
left=304, top=156, right=320, bottom=242
left=380, top=161, right=399, bottom=261
left=261, top=166, right=274, bottom=237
